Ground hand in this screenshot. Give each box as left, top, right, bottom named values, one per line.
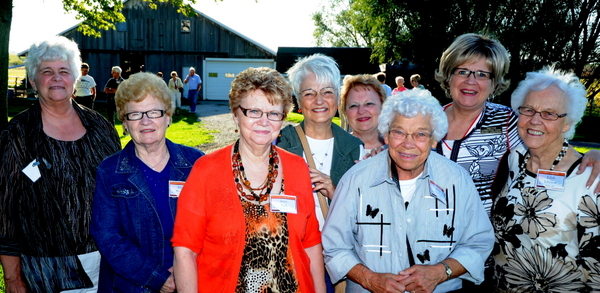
left=309, top=167, right=335, bottom=200
left=160, top=267, right=176, bottom=293
left=397, top=264, right=446, bottom=293
left=5, top=278, right=27, bottom=293
left=362, top=272, right=406, bottom=293
left=362, top=145, right=387, bottom=161
left=577, top=149, right=600, bottom=194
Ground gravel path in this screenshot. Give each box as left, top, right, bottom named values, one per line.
left=192, top=100, right=295, bottom=153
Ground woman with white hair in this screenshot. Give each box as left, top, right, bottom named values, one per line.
left=0, top=36, right=121, bottom=292
left=322, top=89, right=493, bottom=293
left=492, top=67, right=600, bottom=291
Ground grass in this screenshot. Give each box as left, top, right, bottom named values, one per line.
left=286, top=112, right=341, bottom=126
left=8, top=66, right=26, bottom=88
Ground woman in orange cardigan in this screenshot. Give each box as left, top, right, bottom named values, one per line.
left=172, top=67, right=326, bottom=293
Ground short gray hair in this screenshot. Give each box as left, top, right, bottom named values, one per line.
left=378, top=89, right=448, bottom=141
left=511, top=66, right=588, bottom=140
left=25, top=36, right=81, bottom=83
left=112, top=66, right=122, bottom=74
left=286, top=54, right=340, bottom=107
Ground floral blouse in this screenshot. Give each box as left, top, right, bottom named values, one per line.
left=492, top=145, right=600, bottom=292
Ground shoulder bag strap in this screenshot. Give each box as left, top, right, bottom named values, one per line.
left=294, top=125, right=330, bottom=219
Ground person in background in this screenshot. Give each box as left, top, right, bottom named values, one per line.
left=184, top=67, right=202, bottom=114
left=91, top=72, right=204, bottom=292
left=168, top=71, right=184, bottom=115
left=375, top=72, right=392, bottom=97
left=0, top=36, right=121, bottom=292
left=172, top=67, right=325, bottom=292
left=73, top=62, right=96, bottom=109
left=492, top=67, right=600, bottom=291
left=340, top=74, right=387, bottom=159
left=391, top=75, right=407, bottom=95
left=410, top=74, right=425, bottom=89
left=322, top=90, right=493, bottom=293
left=104, top=66, right=124, bottom=125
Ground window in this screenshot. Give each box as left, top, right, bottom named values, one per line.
left=181, top=20, right=191, bottom=33
left=208, top=73, right=218, bottom=77
left=225, top=73, right=235, bottom=78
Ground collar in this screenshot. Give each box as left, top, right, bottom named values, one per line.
left=115, top=139, right=193, bottom=173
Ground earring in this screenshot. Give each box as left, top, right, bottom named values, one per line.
left=235, top=129, right=239, bottom=133
left=298, top=109, right=302, bottom=113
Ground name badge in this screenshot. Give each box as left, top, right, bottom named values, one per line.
left=22, top=159, right=41, bottom=182
left=429, top=179, right=445, bottom=200
left=481, top=126, right=502, bottom=134
left=270, top=194, right=297, bottom=214
left=536, top=169, right=566, bottom=191
left=168, top=181, right=185, bottom=197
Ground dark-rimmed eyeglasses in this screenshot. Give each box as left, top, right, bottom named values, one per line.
left=300, top=87, right=336, bottom=100
left=388, top=129, right=432, bottom=142
left=452, top=68, right=493, bottom=80
left=125, top=110, right=166, bottom=121
left=518, top=106, right=567, bottom=121
left=238, top=106, right=285, bottom=121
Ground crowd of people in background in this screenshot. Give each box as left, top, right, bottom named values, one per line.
left=1, top=33, right=599, bottom=293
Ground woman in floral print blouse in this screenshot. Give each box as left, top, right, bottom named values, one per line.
left=492, top=66, right=600, bottom=292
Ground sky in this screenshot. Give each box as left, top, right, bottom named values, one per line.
left=9, top=0, right=324, bottom=53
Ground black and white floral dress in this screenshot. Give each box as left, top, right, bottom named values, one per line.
left=492, top=145, right=600, bottom=292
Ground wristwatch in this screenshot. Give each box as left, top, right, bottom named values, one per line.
left=440, top=261, right=452, bottom=281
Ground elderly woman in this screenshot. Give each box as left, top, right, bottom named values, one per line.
left=491, top=67, right=600, bottom=291
left=322, top=89, right=493, bottom=293
left=168, top=71, right=184, bottom=114
left=277, top=54, right=362, bottom=225
left=172, top=67, right=326, bottom=292
left=391, top=76, right=407, bottom=95
left=0, top=36, right=121, bottom=292
left=90, top=72, right=204, bottom=292
left=340, top=74, right=387, bottom=158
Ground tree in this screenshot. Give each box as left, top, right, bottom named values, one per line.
left=1, top=0, right=198, bottom=130
left=314, top=0, right=600, bottom=105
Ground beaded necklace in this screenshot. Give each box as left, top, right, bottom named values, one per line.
left=232, top=140, right=279, bottom=203
left=514, top=139, right=569, bottom=187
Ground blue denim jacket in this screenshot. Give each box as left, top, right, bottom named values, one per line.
left=91, top=139, right=204, bottom=292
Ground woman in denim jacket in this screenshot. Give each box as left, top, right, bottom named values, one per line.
left=90, top=72, right=204, bottom=292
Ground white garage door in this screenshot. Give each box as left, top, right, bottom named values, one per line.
left=203, top=58, right=275, bottom=100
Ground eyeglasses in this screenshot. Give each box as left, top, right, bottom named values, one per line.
left=300, top=87, right=336, bottom=100
left=125, top=110, right=166, bottom=121
left=452, top=68, right=493, bottom=80
left=238, top=106, right=285, bottom=121
left=388, top=129, right=432, bottom=142
left=518, top=106, right=567, bottom=121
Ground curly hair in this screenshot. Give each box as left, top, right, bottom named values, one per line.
left=378, top=89, right=448, bottom=142
left=229, top=67, right=293, bottom=116
left=115, top=72, right=174, bottom=122
left=25, top=36, right=81, bottom=83
left=511, top=66, right=588, bottom=140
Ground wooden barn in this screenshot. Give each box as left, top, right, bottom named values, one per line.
left=44, top=0, right=276, bottom=100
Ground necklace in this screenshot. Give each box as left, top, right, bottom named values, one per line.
left=137, top=149, right=169, bottom=171
left=514, top=139, right=569, bottom=187
left=232, top=140, right=279, bottom=203
left=311, top=138, right=333, bottom=171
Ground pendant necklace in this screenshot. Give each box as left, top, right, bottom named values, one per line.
left=311, top=138, right=333, bottom=171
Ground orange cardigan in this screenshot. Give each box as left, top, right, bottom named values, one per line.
left=172, top=144, right=321, bottom=292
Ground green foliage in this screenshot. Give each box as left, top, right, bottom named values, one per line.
left=285, top=112, right=341, bottom=126
left=8, top=53, right=24, bottom=66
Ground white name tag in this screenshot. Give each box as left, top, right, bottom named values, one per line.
left=22, top=160, right=41, bottom=182
left=168, top=181, right=185, bottom=197
left=270, top=194, right=297, bottom=214
left=429, top=179, right=445, bottom=199
left=536, top=169, right=566, bottom=191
